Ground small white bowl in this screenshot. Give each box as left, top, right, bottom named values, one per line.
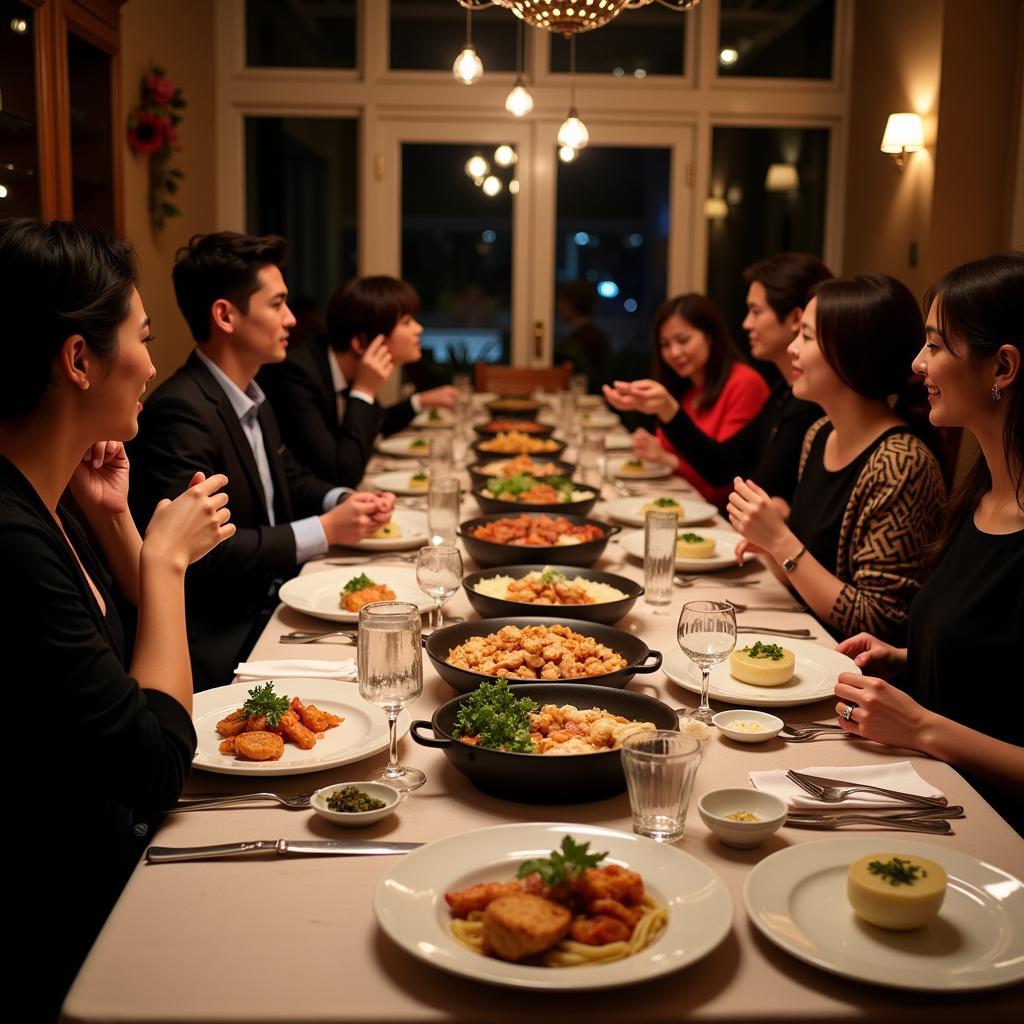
left=311, top=782, right=401, bottom=827
left=712, top=709, right=784, bottom=743
left=698, top=788, right=787, bottom=848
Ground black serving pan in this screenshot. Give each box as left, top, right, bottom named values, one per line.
left=471, top=438, right=568, bottom=462
left=474, top=420, right=556, bottom=440
left=484, top=398, right=543, bottom=419
left=467, top=458, right=576, bottom=491
left=461, top=565, right=644, bottom=626
left=470, top=483, right=599, bottom=518
left=459, top=512, right=619, bottom=568
left=424, top=615, right=662, bottom=694
left=410, top=682, right=679, bottom=803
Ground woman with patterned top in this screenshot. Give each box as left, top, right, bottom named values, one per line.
left=727, top=274, right=945, bottom=644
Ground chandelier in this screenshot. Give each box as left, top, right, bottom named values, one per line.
left=457, top=1, right=700, bottom=38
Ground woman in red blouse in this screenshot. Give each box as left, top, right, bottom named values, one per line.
left=628, top=293, right=769, bottom=504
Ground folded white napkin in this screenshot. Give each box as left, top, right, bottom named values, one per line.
left=233, top=659, right=356, bottom=681
left=749, top=761, right=945, bottom=809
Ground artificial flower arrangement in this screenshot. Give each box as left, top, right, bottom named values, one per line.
left=126, top=65, right=186, bottom=234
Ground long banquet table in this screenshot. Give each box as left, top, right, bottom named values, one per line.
left=63, top=430, right=1024, bottom=1023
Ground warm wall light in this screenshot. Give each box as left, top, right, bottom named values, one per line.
left=704, top=196, right=728, bottom=220
left=764, top=163, right=799, bottom=192
left=880, top=112, right=924, bottom=169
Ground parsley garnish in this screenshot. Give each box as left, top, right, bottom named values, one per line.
left=742, top=641, right=785, bottom=661
left=652, top=497, right=679, bottom=507
left=452, top=678, right=535, bottom=753
left=410, top=438, right=428, bottom=448
left=342, top=573, right=376, bottom=594
left=679, top=532, right=706, bottom=543
left=241, top=682, right=291, bottom=727
left=427, top=408, right=442, bottom=421
left=624, top=458, right=644, bottom=468
left=539, top=566, right=567, bottom=585
left=867, top=857, right=928, bottom=887
left=411, top=471, right=428, bottom=482
left=516, top=836, right=607, bottom=886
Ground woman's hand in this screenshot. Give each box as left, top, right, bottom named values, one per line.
left=143, top=472, right=235, bottom=572
left=835, top=632, right=908, bottom=679
left=352, top=334, right=394, bottom=396
left=419, top=385, right=457, bottom=409
left=603, top=380, right=678, bottom=421
left=631, top=427, right=678, bottom=469
left=70, top=440, right=130, bottom=514
left=834, top=672, right=937, bottom=751
left=727, top=476, right=796, bottom=559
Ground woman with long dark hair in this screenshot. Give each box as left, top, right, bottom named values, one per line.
left=727, top=274, right=945, bottom=642
left=624, top=293, right=769, bottom=504
left=832, top=253, right=1023, bottom=833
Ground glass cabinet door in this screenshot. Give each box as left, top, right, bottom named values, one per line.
left=0, top=0, right=41, bottom=219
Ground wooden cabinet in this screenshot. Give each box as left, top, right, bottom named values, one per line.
left=1, top=0, right=126, bottom=233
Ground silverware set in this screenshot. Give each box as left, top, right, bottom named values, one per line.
left=778, top=722, right=849, bottom=742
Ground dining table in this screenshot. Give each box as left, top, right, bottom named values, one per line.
left=61, top=406, right=1024, bottom=1023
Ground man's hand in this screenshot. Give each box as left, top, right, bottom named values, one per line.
left=352, top=335, right=395, bottom=396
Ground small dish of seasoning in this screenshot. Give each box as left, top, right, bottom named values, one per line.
left=311, top=782, right=401, bottom=827
left=698, top=788, right=787, bottom=848
left=712, top=709, right=784, bottom=744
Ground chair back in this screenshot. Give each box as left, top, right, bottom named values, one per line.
left=474, top=363, right=573, bottom=396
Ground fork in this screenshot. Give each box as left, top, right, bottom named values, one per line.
left=786, top=814, right=952, bottom=834
left=786, top=770, right=948, bottom=807
left=737, top=626, right=814, bottom=638
left=726, top=602, right=807, bottom=613
left=326, top=553, right=417, bottom=565
left=279, top=629, right=358, bottom=644
left=674, top=575, right=761, bottom=588
left=169, top=791, right=316, bottom=812
left=779, top=725, right=851, bottom=742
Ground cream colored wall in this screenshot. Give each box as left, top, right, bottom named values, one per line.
left=120, top=0, right=217, bottom=387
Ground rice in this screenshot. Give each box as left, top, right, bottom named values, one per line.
left=474, top=572, right=628, bottom=605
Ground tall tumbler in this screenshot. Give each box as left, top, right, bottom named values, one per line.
left=644, top=508, right=677, bottom=613
left=621, top=731, right=701, bottom=842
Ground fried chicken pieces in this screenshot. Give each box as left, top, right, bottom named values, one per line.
left=216, top=697, right=343, bottom=761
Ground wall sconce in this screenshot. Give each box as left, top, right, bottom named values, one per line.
left=704, top=196, right=728, bottom=220
left=765, top=163, right=799, bottom=192
left=880, top=113, right=924, bottom=169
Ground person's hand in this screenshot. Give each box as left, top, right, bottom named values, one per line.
left=631, top=427, right=677, bottom=468
left=367, top=489, right=396, bottom=525
left=834, top=672, right=937, bottom=751
left=352, top=334, right=395, bottom=396
left=726, top=476, right=794, bottom=558
left=321, top=491, right=392, bottom=546
left=143, top=472, right=235, bottom=572
left=70, top=440, right=130, bottom=514
left=835, top=632, right=908, bottom=680
left=603, top=380, right=679, bottom=421
left=419, top=385, right=457, bottom=409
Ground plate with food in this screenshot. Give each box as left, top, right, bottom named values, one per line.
left=472, top=433, right=567, bottom=460
left=374, top=821, right=732, bottom=990
left=467, top=456, right=576, bottom=490
left=364, top=468, right=432, bottom=496
left=662, top=634, right=858, bottom=707
left=603, top=433, right=634, bottom=451
left=192, top=679, right=411, bottom=776
left=606, top=457, right=673, bottom=480
left=352, top=508, right=429, bottom=550
left=603, top=494, right=718, bottom=528
left=473, top=474, right=598, bottom=517
left=619, top=526, right=747, bottom=571
left=462, top=565, right=643, bottom=625
left=278, top=568, right=433, bottom=623
left=377, top=434, right=433, bottom=459
left=460, top=513, right=620, bottom=568
left=744, top=838, right=1024, bottom=992
left=412, top=408, right=456, bottom=429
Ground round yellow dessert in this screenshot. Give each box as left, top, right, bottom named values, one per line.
left=847, top=853, right=948, bottom=930
left=729, top=642, right=796, bottom=686
left=643, top=498, right=683, bottom=518
left=368, top=521, right=402, bottom=540
left=676, top=533, right=716, bottom=559
left=620, top=459, right=646, bottom=475
left=408, top=474, right=429, bottom=492
left=409, top=439, right=429, bottom=453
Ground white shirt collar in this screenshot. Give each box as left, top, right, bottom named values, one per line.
left=327, top=346, right=348, bottom=395
left=195, top=348, right=267, bottom=422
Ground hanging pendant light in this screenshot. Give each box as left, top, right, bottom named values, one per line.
left=504, top=19, right=534, bottom=116
left=557, top=36, right=588, bottom=151
left=453, top=7, right=484, bottom=84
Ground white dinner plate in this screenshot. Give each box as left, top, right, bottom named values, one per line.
left=744, top=838, right=1024, bottom=992
left=278, top=567, right=433, bottom=623
left=365, top=469, right=431, bottom=496
left=619, top=526, right=748, bottom=572
left=377, top=434, right=432, bottom=459
left=539, top=410, right=619, bottom=430
left=604, top=494, right=718, bottom=528
left=662, top=633, right=859, bottom=707
left=412, top=409, right=456, bottom=429
left=352, top=508, right=429, bottom=550
left=606, top=457, right=673, bottom=480
left=374, top=822, right=732, bottom=990
left=192, top=679, right=411, bottom=777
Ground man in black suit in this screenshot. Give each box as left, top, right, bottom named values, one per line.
left=129, top=232, right=393, bottom=690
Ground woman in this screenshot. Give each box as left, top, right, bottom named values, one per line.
left=727, top=274, right=945, bottom=643
left=1, top=219, right=234, bottom=1018
left=832, top=253, right=1023, bottom=833
left=260, top=275, right=455, bottom=486
left=617, top=293, right=770, bottom=505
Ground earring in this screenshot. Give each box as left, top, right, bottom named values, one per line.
left=992, top=384, right=1003, bottom=401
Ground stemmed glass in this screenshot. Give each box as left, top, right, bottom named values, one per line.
left=358, top=601, right=425, bottom=792
left=416, top=544, right=463, bottom=629
left=677, top=600, right=736, bottom=724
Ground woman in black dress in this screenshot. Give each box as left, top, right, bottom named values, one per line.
left=833, top=252, right=1024, bottom=832
left=0, top=219, right=234, bottom=1019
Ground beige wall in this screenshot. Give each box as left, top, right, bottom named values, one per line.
left=120, top=0, right=217, bottom=387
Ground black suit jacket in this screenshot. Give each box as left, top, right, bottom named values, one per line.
left=128, top=351, right=336, bottom=690
left=259, top=336, right=417, bottom=485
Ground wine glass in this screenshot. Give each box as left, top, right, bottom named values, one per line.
left=358, top=601, right=425, bottom=792
left=416, top=544, right=463, bottom=629
left=677, top=600, right=736, bottom=724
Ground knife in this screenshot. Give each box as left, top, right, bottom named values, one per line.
left=146, top=839, right=423, bottom=863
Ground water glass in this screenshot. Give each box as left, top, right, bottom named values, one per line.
left=577, top=430, right=605, bottom=489
left=427, top=477, right=460, bottom=546
left=644, top=509, right=678, bottom=613
left=358, top=601, right=425, bottom=792
left=452, top=373, right=472, bottom=400
left=427, top=431, right=454, bottom=481
left=416, top=543, right=463, bottom=628
left=570, top=373, right=589, bottom=398
left=621, top=731, right=701, bottom=842
left=678, top=601, right=737, bottom=724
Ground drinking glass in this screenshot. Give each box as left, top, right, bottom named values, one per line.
left=644, top=509, right=677, bottom=614
left=427, top=431, right=454, bottom=481
left=621, top=731, right=701, bottom=842
left=358, top=601, right=425, bottom=792
left=427, top=477, right=460, bottom=546
left=416, top=543, right=463, bottom=628
left=452, top=373, right=472, bottom=400
left=570, top=373, right=589, bottom=398
left=678, top=601, right=737, bottom=724
left=578, top=429, right=605, bottom=490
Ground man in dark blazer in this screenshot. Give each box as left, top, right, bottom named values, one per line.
left=129, top=232, right=394, bottom=690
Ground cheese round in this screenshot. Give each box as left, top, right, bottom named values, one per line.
left=620, top=461, right=646, bottom=475
left=408, top=475, right=429, bottom=492
left=729, top=645, right=796, bottom=686
left=369, top=521, right=402, bottom=540
left=643, top=499, right=683, bottom=518
left=676, top=537, right=716, bottom=559
left=847, top=853, right=948, bottom=930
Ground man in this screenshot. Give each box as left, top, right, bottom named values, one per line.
left=129, top=232, right=393, bottom=690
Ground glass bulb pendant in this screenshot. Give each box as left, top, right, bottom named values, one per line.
left=453, top=45, right=483, bottom=85
left=505, top=83, right=534, bottom=117
left=557, top=108, right=589, bottom=151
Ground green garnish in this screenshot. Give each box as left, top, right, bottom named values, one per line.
left=427, top=408, right=442, bottom=421
left=624, top=458, right=644, bottom=468
left=679, top=532, right=706, bottom=543
left=867, top=857, right=928, bottom=887
left=325, top=786, right=386, bottom=813
left=342, top=573, right=376, bottom=594
left=411, top=471, right=429, bottom=482
left=484, top=473, right=576, bottom=502
left=516, top=836, right=607, bottom=886
left=651, top=497, right=680, bottom=508
left=540, top=566, right=567, bottom=585
left=241, top=682, right=291, bottom=727
left=741, top=641, right=785, bottom=661
left=452, top=678, right=535, bottom=753
left=410, top=438, right=428, bottom=449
